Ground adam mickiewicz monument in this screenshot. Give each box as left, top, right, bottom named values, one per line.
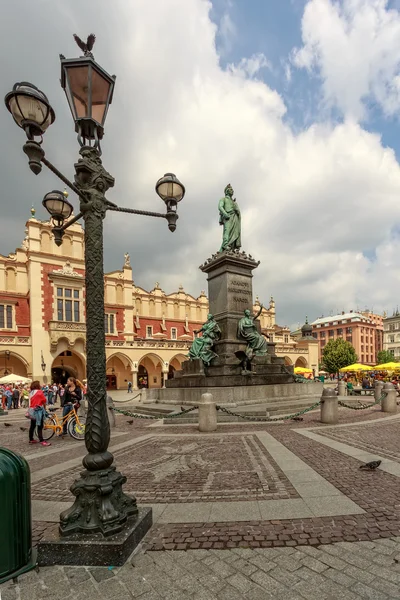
left=158, top=183, right=308, bottom=406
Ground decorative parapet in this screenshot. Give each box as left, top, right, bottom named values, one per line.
left=275, top=345, right=308, bottom=354
left=0, top=336, right=31, bottom=345
left=48, top=320, right=86, bottom=351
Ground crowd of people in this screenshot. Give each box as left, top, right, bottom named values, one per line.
left=2, top=378, right=86, bottom=446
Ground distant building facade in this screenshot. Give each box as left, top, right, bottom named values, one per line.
left=311, top=310, right=384, bottom=366
left=0, top=217, right=319, bottom=388
left=383, top=311, right=400, bottom=360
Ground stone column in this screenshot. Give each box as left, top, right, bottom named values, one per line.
left=338, top=380, right=346, bottom=397
left=162, top=363, right=169, bottom=389
left=198, top=393, right=217, bottom=432
left=131, top=370, right=138, bottom=391
left=374, top=380, right=384, bottom=402
left=320, top=388, right=338, bottom=424
left=381, top=382, right=397, bottom=413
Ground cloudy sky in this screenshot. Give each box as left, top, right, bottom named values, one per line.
left=1, top=0, right=400, bottom=329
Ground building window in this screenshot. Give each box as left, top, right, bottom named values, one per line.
left=171, top=327, right=177, bottom=340
left=390, top=335, right=395, bottom=343
left=146, top=326, right=153, bottom=338
left=337, top=328, right=343, bottom=336
left=320, top=331, right=326, bottom=338
left=284, top=334, right=289, bottom=343
left=346, top=327, right=352, bottom=334
left=328, top=330, right=334, bottom=337
left=56, top=287, right=80, bottom=322
left=0, top=305, right=13, bottom=329
left=104, top=313, right=115, bottom=334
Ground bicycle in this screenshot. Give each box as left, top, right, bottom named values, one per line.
left=41, top=403, right=86, bottom=441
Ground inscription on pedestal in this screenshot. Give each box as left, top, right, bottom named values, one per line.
left=228, top=278, right=252, bottom=312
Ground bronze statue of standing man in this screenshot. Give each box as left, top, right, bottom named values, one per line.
left=219, top=184, right=241, bottom=251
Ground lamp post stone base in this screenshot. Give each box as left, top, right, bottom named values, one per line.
left=59, top=466, right=138, bottom=537
left=38, top=508, right=152, bottom=567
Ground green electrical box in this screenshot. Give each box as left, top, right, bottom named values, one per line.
left=0, top=448, right=36, bottom=583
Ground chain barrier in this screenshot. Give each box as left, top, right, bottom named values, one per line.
left=112, top=406, right=198, bottom=420
left=337, top=391, right=387, bottom=410
left=215, top=401, right=322, bottom=422
left=112, top=392, right=142, bottom=404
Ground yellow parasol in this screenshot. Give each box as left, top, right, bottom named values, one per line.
left=294, top=367, right=313, bottom=374
left=374, top=362, right=400, bottom=370
left=339, top=363, right=373, bottom=372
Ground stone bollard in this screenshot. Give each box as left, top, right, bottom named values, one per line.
left=198, top=393, right=217, bottom=432
left=320, top=388, right=338, bottom=424
left=381, top=383, right=397, bottom=413
left=374, top=380, right=384, bottom=402
left=338, top=380, right=346, bottom=397
left=106, top=394, right=116, bottom=428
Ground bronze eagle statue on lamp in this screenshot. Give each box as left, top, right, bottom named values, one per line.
left=73, top=33, right=96, bottom=57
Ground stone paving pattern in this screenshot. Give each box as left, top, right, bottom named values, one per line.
left=31, top=434, right=299, bottom=503
left=318, top=420, right=400, bottom=462
left=4, top=539, right=400, bottom=599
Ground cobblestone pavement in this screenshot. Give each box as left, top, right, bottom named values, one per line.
left=318, top=420, right=400, bottom=462
left=31, top=434, right=299, bottom=503
left=4, top=539, right=400, bottom=599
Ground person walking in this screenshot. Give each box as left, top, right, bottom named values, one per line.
left=127, top=381, right=132, bottom=393
left=28, top=381, right=51, bottom=446
left=12, top=386, right=20, bottom=409
left=62, top=377, right=82, bottom=435
left=5, top=387, right=13, bottom=410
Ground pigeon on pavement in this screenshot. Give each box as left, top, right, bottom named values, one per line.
left=127, top=419, right=134, bottom=425
left=360, top=460, right=381, bottom=470
left=20, top=427, right=27, bottom=432
left=4, top=422, right=12, bottom=427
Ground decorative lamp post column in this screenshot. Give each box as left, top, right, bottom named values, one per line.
left=5, top=34, right=185, bottom=549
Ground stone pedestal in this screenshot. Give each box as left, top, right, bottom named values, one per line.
left=37, top=508, right=152, bottom=567
left=338, top=381, right=346, bottom=396
left=198, top=393, right=217, bottom=432
left=381, top=382, right=397, bottom=413
left=320, top=388, right=338, bottom=424
left=166, top=249, right=294, bottom=389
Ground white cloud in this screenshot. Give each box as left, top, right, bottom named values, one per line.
left=292, top=0, right=400, bottom=120
left=229, top=53, right=271, bottom=78
left=2, top=0, right=400, bottom=327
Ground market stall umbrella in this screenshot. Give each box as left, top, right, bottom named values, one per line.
left=374, top=362, right=400, bottom=370
left=0, top=373, right=31, bottom=384
left=294, top=367, right=313, bottom=374
left=339, top=364, right=373, bottom=372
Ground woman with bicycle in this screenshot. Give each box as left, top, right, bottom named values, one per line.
left=28, top=381, right=51, bottom=446
left=62, top=377, right=82, bottom=435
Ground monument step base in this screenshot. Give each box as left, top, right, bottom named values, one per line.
left=149, top=382, right=323, bottom=406
left=37, top=508, right=152, bottom=567
left=164, top=398, right=321, bottom=423
left=192, top=363, right=289, bottom=378
left=167, top=373, right=294, bottom=388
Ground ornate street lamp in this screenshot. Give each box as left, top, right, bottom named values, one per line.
left=41, top=351, right=46, bottom=373
left=4, top=34, right=185, bottom=561
left=4, top=350, right=10, bottom=376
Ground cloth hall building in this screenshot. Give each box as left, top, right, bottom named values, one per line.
left=0, top=216, right=318, bottom=389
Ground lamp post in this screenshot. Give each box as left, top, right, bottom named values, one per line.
left=4, top=350, right=10, bottom=376
left=41, top=351, right=46, bottom=377
left=5, top=34, right=185, bottom=542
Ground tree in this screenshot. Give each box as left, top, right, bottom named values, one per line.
left=322, top=338, right=358, bottom=376
left=377, top=350, right=393, bottom=365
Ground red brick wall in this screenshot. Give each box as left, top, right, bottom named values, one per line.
left=135, top=317, right=198, bottom=339
left=104, top=304, right=125, bottom=341
left=0, top=294, right=30, bottom=336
